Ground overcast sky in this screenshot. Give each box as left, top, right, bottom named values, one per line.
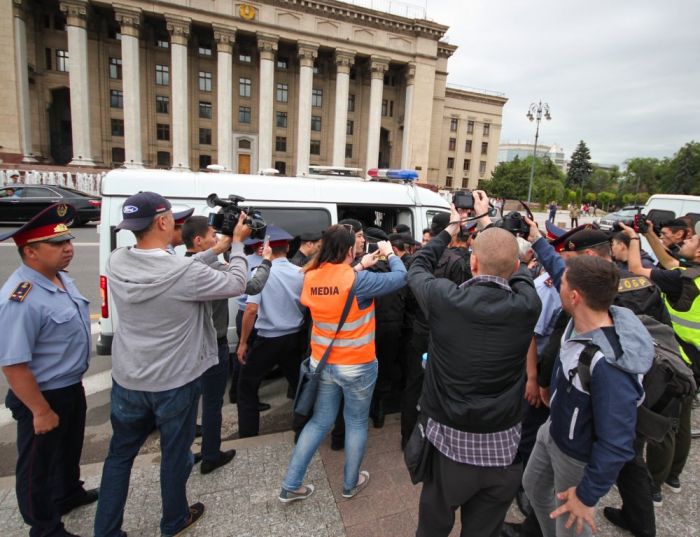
left=421, top=0, right=700, bottom=166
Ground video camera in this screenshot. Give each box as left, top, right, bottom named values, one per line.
left=492, top=199, right=534, bottom=238
left=612, top=208, right=649, bottom=234
left=206, top=193, right=267, bottom=239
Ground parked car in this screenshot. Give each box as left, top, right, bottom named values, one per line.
left=598, top=206, right=644, bottom=231
left=0, top=184, right=101, bottom=225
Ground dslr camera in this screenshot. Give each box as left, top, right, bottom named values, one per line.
left=496, top=211, right=530, bottom=238
left=206, top=193, right=267, bottom=239
left=453, top=191, right=474, bottom=210
left=612, top=209, right=649, bottom=234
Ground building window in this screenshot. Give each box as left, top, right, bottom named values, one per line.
left=239, top=139, right=252, bottom=150
left=479, top=160, right=487, bottom=174
left=463, top=158, right=470, bottom=171
left=239, top=106, right=251, bottom=124
left=110, top=90, right=123, bottom=108
left=467, top=120, right=474, bottom=134
left=155, top=64, right=169, bottom=86
left=277, top=58, right=288, bottom=69
left=156, top=95, right=169, bottom=114
left=382, top=99, right=388, bottom=116
left=199, top=154, right=212, bottom=169
left=156, top=123, right=170, bottom=141
left=199, top=128, right=212, bottom=145
left=483, top=123, right=490, bottom=136
left=156, top=38, right=169, bottom=49
left=462, top=177, right=469, bottom=189
left=445, top=176, right=453, bottom=188
left=45, top=48, right=52, bottom=70
left=111, top=118, right=124, bottom=137
left=310, top=140, right=321, bottom=155
left=313, top=62, right=322, bottom=75
left=108, top=27, right=122, bottom=40
left=156, top=151, right=170, bottom=167
left=345, top=144, right=353, bottom=159
left=346, top=120, right=354, bottom=135
left=199, top=101, right=212, bottom=119
left=276, top=111, right=287, bottom=128
left=447, top=157, right=454, bottom=169
left=448, top=138, right=456, bottom=151
left=109, top=57, right=122, bottom=80
left=56, top=49, right=69, bottom=72
left=239, top=77, right=251, bottom=98
left=198, top=71, right=212, bottom=92
left=239, top=51, right=252, bottom=63
left=311, top=116, right=321, bottom=132
left=450, top=118, right=458, bottom=132
left=481, top=142, right=488, bottom=155
left=348, top=94, right=355, bottom=112
left=274, top=160, right=287, bottom=175
left=198, top=45, right=212, bottom=57
left=312, top=89, right=323, bottom=107
left=384, top=74, right=396, bottom=86
left=276, top=83, right=288, bottom=103
left=111, top=147, right=125, bottom=164
left=276, top=137, right=287, bottom=152
left=465, top=140, right=472, bottom=153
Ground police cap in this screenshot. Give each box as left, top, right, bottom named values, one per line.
left=0, top=203, right=76, bottom=247
left=173, top=207, right=194, bottom=225
left=562, top=228, right=610, bottom=252
left=299, top=230, right=322, bottom=242
left=365, top=226, right=389, bottom=241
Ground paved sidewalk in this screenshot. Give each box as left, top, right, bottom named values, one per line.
left=0, top=413, right=697, bottom=536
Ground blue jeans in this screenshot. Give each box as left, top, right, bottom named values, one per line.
left=282, top=359, right=377, bottom=492
left=200, top=342, right=230, bottom=461
left=94, top=379, right=200, bottom=537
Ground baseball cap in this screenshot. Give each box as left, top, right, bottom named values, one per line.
left=116, top=191, right=172, bottom=231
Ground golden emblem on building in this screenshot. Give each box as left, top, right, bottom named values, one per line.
left=57, top=204, right=68, bottom=217
left=239, top=4, right=255, bottom=20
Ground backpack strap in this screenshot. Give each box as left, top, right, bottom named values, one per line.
left=572, top=343, right=600, bottom=393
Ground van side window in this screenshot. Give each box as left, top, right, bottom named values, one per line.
left=257, top=207, right=332, bottom=259
left=337, top=205, right=414, bottom=236
left=426, top=210, right=449, bottom=228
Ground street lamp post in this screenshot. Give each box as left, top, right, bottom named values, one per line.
left=526, top=101, right=551, bottom=204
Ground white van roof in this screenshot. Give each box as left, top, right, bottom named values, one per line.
left=646, top=194, right=700, bottom=202
left=101, top=169, right=449, bottom=208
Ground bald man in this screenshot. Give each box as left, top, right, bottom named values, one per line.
left=408, top=193, right=542, bottom=537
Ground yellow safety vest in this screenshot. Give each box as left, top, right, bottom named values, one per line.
left=663, top=266, right=700, bottom=366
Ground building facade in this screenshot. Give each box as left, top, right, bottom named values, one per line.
left=498, top=142, right=567, bottom=173
left=2, top=0, right=506, bottom=186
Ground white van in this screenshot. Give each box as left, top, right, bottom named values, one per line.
left=95, top=168, right=449, bottom=355
left=637, top=194, right=700, bottom=262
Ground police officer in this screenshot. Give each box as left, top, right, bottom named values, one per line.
left=290, top=230, right=322, bottom=267
left=0, top=204, right=98, bottom=537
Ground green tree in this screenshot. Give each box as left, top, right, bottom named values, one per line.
left=586, top=168, right=613, bottom=193
left=584, top=192, right=597, bottom=203
left=660, top=141, right=700, bottom=194
left=566, top=140, right=593, bottom=190
left=479, top=156, right=531, bottom=198
left=597, top=191, right=616, bottom=211
left=620, top=157, right=662, bottom=199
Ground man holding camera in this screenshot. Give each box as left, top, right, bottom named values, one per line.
left=94, top=192, right=251, bottom=537
left=409, top=191, right=541, bottom=537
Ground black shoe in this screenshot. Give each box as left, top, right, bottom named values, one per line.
left=195, top=424, right=202, bottom=438
left=173, top=502, right=205, bottom=536
left=665, top=476, right=682, bottom=493
left=193, top=452, right=202, bottom=464
left=330, top=435, right=344, bottom=451
left=58, top=488, right=99, bottom=516
left=201, top=449, right=236, bottom=475
left=258, top=402, right=271, bottom=412
left=651, top=485, right=663, bottom=507
left=603, top=507, right=632, bottom=532
left=500, top=522, right=522, bottom=537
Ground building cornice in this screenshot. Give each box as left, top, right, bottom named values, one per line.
left=445, top=86, right=508, bottom=107
left=437, top=41, right=457, bottom=58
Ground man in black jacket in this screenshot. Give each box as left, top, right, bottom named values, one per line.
left=409, top=193, right=542, bottom=537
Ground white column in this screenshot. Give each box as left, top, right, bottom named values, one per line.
left=166, top=15, right=191, bottom=170
left=400, top=63, right=416, bottom=169
left=13, top=1, right=37, bottom=163
left=296, top=42, right=318, bottom=176
left=332, top=49, right=354, bottom=167
left=213, top=25, right=236, bottom=170
left=365, top=56, right=389, bottom=173
left=115, top=6, right=143, bottom=168
left=60, top=0, right=95, bottom=166
left=256, top=33, right=277, bottom=172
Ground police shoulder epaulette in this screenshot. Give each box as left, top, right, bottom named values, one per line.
left=9, top=281, right=32, bottom=302
left=618, top=276, right=652, bottom=293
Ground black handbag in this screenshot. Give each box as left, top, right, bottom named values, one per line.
left=292, top=279, right=357, bottom=425
left=404, top=413, right=433, bottom=484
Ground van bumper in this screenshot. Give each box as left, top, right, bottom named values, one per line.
left=96, top=333, right=113, bottom=355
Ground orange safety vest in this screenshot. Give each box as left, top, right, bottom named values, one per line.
left=301, top=262, right=376, bottom=366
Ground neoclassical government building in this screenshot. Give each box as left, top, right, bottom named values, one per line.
left=1, top=0, right=506, bottom=189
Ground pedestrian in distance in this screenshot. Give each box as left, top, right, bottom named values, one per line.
left=0, top=203, right=98, bottom=537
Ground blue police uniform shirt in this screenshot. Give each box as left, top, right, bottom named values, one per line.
left=0, top=264, right=91, bottom=391
left=533, top=271, right=562, bottom=356
left=235, top=252, right=264, bottom=310
left=247, top=257, right=305, bottom=337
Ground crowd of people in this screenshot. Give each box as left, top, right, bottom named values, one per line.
left=0, top=189, right=698, bottom=537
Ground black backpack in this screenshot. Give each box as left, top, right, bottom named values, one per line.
left=576, top=315, right=696, bottom=443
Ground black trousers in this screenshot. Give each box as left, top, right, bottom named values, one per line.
left=400, top=324, right=429, bottom=447
left=6, top=383, right=88, bottom=537
left=417, top=448, right=522, bottom=537
left=231, top=309, right=257, bottom=401
left=616, top=437, right=656, bottom=537
left=518, top=401, right=550, bottom=466
left=374, top=321, right=403, bottom=402
left=237, top=330, right=304, bottom=437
